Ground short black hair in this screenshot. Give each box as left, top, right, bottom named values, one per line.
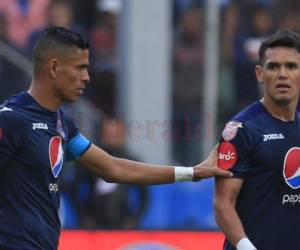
left=33, top=26, right=89, bottom=72
left=258, top=30, right=300, bottom=65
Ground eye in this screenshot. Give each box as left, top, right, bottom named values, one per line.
left=286, top=62, right=299, bottom=70
left=77, top=64, right=89, bottom=70
left=266, top=63, right=278, bottom=70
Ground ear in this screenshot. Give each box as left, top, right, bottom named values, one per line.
left=255, top=65, right=263, bottom=84
left=48, top=58, right=60, bottom=79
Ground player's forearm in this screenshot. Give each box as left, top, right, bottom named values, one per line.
left=214, top=201, right=247, bottom=246
left=79, top=143, right=231, bottom=184
left=111, top=157, right=175, bottom=184
left=79, top=144, right=195, bottom=184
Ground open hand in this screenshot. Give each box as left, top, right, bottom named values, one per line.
left=192, top=144, right=233, bottom=181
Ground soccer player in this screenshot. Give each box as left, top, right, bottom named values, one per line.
left=215, top=30, right=300, bottom=250
left=0, top=27, right=232, bottom=249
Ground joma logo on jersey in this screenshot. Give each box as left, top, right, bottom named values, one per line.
left=32, top=123, right=48, bottom=130
left=263, top=133, right=285, bottom=141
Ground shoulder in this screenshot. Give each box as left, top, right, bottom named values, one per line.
left=221, top=101, right=264, bottom=142
left=0, top=92, right=34, bottom=128
left=58, top=108, right=80, bottom=140
left=0, top=104, right=22, bottom=126
left=232, top=101, right=265, bottom=124
left=0, top=104, right=25, bottom=142
left=58, top=107, right=76, bottom=127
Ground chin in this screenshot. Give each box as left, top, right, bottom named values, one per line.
left=272, top=96, right=293, bottom=106
left=64, top=95, right=80, bottom=103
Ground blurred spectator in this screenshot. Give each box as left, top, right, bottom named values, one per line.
left=221, top=2, right=238, bottom=65
left=232, top=5, right=274, bottom=111
left=66, top=115, right=148, bottom=229
left=172, top=7, right=204, bottom=166
left=217, top=2, right=239, bottom=125
left=0, top=13, right=30, bottom=101
left=26, top=0, right=85, bottom=56
left=85, top=116, right=148, bottom=229
left=85, top=0, right=120, bottom=114
left=0, top=0, right=50, bottom=51
left=173, top=0, right=203, bottom=24
left=277, top=9, right=300, bottom=33
left=71, top=0, right=97, bottom=30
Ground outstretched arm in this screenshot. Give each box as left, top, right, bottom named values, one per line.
left=77, top=143, right=232, bottom=185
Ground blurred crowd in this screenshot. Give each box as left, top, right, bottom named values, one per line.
left=1, top=0, right=300, bottom=229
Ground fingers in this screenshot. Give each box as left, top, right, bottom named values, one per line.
left=194, top=166, right=233, bottom=180
left=215, top=168, right=233, bottom=177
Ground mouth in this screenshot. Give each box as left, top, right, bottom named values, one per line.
left=76, top=88, right=85, bottom=95
left=275, top=83, right=291, bottom=91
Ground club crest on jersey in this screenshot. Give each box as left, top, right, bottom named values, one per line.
left=283, top=147, right=300, bottom=189
left=222, top=121, right=243, bottom=141
left=49, top=136, right=64, bottom=178
left=56, top=118, right=66, bottom=140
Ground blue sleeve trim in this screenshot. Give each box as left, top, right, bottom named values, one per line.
left=66, top=132, right=91, bottom=161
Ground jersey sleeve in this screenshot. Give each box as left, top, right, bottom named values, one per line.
left=218, top=121, right=253, bottom=179
left=66, top=132, right=91, bottom=161
left=63, top=111, right=91, bottom=161
left=0, top=110, right=22, bottom=173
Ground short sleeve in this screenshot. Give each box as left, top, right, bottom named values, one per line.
left=61, top=109, right=80, bottom=140
left=62, top=111, right=91, bottom=161
left=0, top=110, right=21, bottom=172
left=218, top=121, right=253, bottom=179
left=66, top=132, right=91, bottom=161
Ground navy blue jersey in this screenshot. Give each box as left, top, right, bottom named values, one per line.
left=0, top=92, right=91, bottom=249
left=218, top=101, right=300, bottom=250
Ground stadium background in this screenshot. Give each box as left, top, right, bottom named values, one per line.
left=0, top=0, right=298, bottom=248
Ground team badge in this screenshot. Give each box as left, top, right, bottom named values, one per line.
left=218, top=141, right=237, bottom=170
left=56, top=117, right=66, bottom=140
left=283, top=147, right=300, bottom=189
left=49, top=136, right=64, bottom=178
left=222, top=121, right=243, bottom=141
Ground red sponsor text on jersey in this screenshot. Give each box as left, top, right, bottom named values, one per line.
left=218, top=141, right=237, bottom=170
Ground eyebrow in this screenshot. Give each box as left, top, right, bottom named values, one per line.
left=265, top=60, right=299, bottom=65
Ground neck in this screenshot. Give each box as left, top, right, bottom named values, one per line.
left=28, top=81, right=62, bottom=112
left=261, top=97, right=297, bottom=122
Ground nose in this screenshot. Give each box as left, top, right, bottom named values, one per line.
left=278, top=66, right=288, bottom=79
left=83, top=70, right=90, bottom=84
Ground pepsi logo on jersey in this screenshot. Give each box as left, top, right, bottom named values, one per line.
left=283, top=147, right=300, bottom=189
left=49, top=136, right=64, bottom=178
